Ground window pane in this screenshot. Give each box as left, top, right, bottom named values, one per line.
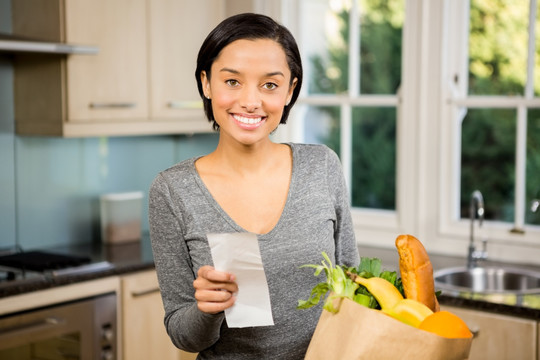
left=527, top=109, right=540, bottom=225
left=359, top=0, right=404, bottom=94
left=460, top=108, right=516, bottom=221
left=351, top=107, right=396, bottom=209
left=300, top=0, right=404, bottom=95
left=300, top=0, right=349, bottom=95
left=536, top=0, right=540, bottom=96
left=304, top=105, right=341, bottom=156
left=468, top=0, right=529, bottom=95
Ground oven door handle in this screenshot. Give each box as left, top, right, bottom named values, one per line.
left=0, top=317, right=66, bottom=341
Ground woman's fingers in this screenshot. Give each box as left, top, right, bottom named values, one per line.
left=193, top=265, right=238, bottom=314
left=194, top=266, right=238, bottom=292
left=198, top=265, right=236, bottom=282
left=196, top=290, right=237, bottom=314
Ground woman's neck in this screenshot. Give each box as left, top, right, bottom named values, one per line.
left=209, top=138, right=286, bottom=175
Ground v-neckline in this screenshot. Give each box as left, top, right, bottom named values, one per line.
left=191, top=143, right=296, bottom=237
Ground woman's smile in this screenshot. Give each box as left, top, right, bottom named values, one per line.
left=232, top=113, right=267, bottom=129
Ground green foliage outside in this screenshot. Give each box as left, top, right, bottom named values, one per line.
left=309, top=0, right=402, bottom=209
left=307, top=0, right=540, bottom=225
left=462, top=0, right=540, bottom=225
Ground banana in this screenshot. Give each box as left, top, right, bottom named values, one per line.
left=352, top=276, right=403, bottom=310
left=383, top=299, right=433, bottom=327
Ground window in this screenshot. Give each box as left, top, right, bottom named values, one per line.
left=446, top=0, right=540, bottom=236
left=277, top=0, right=540, bottom=260
left=293, top=0, right=404, bottom=211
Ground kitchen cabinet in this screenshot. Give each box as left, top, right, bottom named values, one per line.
left=148, top=0, right=222, bottom=121
left=11, top=0, right=218, bottom=137
left=121, top=270, right=197, bottom=360
left=442, top=305, right=538, bottom=360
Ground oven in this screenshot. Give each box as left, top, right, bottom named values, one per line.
left=0, top=249, right=117, bottom=359
left=0, top=292, right=117, bottom=360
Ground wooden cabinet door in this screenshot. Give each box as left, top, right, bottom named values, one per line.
left=148, top=0, right=222, bottom=123
left=122, top=270, right=197, bottom=360
left=538, top=322, right=540, bottom=360
left=442, top=306, right=537, bottom=360
left=64, top=0, right=149, bottom=122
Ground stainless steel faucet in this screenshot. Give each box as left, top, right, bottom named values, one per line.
left=468, top=190, right=487, bottom=268
left=532, top=194, right=539, bottom=213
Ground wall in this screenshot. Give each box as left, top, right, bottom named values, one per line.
left=0, top=0, right=218, bottom=250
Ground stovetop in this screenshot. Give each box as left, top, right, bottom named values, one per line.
left=0, top=239, right=155, bottom=299
left=0, top=250, right=91, bottom=272
left=0, top=250, right=100, bottom=285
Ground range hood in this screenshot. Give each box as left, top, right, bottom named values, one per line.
left=0, top=33, right=98, bottom=55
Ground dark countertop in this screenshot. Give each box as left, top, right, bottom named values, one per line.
left=0, top=238, right=155, bottom=299
left=1, top=238, right=540, bottom=321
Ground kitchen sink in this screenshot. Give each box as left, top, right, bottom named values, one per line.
left=434, top=266, right=540, bottom=294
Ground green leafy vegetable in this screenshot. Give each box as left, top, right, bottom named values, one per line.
left=297, top=253, right=405, bottom=311
left=297, top=252, right=358, bottom=313
left=358, top=256, right=381, bottom=277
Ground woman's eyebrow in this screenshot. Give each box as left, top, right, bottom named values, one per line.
left=220, top=67, right=240, bottom=74
left=219, top=67, right=285, bottom=77
left=266, top=71, right=285, bottom=77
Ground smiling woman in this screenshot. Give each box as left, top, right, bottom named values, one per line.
left=148, top=12, right=359, bottom=360
left=200, top=38, right=296, bottom=141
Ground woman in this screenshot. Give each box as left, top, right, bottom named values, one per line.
left=149, top=13, right=359, bottom=359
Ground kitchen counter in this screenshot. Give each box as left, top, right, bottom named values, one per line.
left=1, top=238, right=540, bottom=321
left=358, top=244, right=540, bottom=320
left=0, top=238, right=155, bottom=298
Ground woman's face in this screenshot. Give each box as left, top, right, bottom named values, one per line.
left=201, top=38, right=297, bottom=146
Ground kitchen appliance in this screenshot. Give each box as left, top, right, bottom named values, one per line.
left=0, top=250, right=117, bottom=359
left=0, top=250, right=113, bottom=286
left=0, top=292, right=117, bottom=360
left=0, top=250, right=91, bottom=272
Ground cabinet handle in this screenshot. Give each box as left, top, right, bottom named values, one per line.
left=167, top=101, right=203, bottom=109
left=89, top=102, right=137, bottom=109
left=0, top=317, right=65, bottom=340
left=131, top=287, right=160, bottom=297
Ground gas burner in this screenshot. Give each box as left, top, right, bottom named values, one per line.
left=0, top=269, right=17, bottom=282
left=0, top=251, right=91, bottom=273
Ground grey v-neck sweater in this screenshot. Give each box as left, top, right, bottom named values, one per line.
left=149, top=143, right=359, bottom=359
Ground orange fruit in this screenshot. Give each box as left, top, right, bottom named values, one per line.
left=419, top=311, right=473, bottom=339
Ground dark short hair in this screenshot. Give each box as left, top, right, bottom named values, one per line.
left=195, top=13, right=303, bottom=131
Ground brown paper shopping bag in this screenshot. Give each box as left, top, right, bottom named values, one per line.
left=305, top=298, right=472, bottom=360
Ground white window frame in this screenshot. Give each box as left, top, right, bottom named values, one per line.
left=440, top=0, right=540, bottom=250
left=275, top=0, right=423, bottom=248
left=273, top=0, right=540, bottom=263
left=278, top=0, right=405, bottom=239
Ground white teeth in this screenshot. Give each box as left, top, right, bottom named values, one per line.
left=233, top=114, right=263, bottom=124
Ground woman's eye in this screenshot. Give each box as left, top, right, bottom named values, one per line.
left=263, top=82, right=278, bottom=90
left=225, top=79, right=239, bottom=87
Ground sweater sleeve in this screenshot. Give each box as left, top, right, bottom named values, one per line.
left=148, top=173, right=224, bottom=352
left=325, top=147, right=360, bottom=268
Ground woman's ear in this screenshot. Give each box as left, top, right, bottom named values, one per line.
left=201, top=71, right=211, bottom=99
left=286, top=77, right=298, bottom=106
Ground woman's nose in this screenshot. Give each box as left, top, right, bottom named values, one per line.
left=240, top=86, right=261, bottom=112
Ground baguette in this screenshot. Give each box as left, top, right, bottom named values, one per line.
left=395, top=234, right=440, bottom=312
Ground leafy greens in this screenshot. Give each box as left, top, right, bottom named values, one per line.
left=297, top=252, right=404, bottom=313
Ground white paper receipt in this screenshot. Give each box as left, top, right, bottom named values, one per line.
left=207, top=232, right=274, bottom=328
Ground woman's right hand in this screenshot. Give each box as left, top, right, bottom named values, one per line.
left=193, top=265, right=238, bottom=314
